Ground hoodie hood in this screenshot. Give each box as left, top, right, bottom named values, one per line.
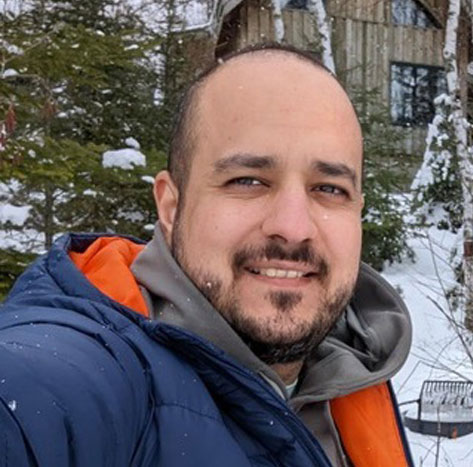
left=131, top=223, right=412, bottom=402
left=291, top=264, right=411, bottom=408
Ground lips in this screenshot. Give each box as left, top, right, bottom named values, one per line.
left=233, top=242, right=328, bottom=282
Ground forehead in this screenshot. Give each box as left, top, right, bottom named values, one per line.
left=198, top=53, right=357, bottom=120
left=190, top=52, right=363, bottom=173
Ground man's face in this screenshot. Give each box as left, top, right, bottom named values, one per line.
left=157, top=54, right=364, bottom=364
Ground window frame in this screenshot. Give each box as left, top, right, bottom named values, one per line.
left=391, top=0, right=441, bottom=29
left=389, top=61, right=446, bottom=127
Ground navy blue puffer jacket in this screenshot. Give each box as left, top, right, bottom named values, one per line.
left=0, top=233, right=331, bottom=466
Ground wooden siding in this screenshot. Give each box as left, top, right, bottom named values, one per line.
left=327, top=0, right=447, bottom=26
left=233, top=0, right=448, bottom=155
left=328, top=0, right=389, bottom=23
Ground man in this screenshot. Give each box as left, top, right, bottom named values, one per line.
left=0, top=44, right=413, bottom=466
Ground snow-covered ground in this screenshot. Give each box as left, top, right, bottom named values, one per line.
left=385, top=222, right=473, bottom=466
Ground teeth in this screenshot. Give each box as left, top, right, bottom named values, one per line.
left=253, top=268, right=305, bottom=279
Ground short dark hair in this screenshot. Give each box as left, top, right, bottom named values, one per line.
left=168, top=43, right=335, bottom=192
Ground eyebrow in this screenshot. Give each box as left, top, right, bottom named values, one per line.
left=213, top=154, right=359, bottom=189
left=311, top=160, right=358, bottom=189
left=213, top=154, right=276, bottom=172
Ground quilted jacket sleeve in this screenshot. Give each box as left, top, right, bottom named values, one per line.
left=0, top=305, right=154, bottom=467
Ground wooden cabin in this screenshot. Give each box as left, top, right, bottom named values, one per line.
left=181, top=0, right=471, bottom=159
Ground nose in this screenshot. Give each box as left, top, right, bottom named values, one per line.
left=261, top=186, right=317, bottom=244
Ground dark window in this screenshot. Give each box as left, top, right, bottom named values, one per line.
left=283, top=0, right=327, bottom=11
left=215, top=5, right=242, bottom=59
left=390, top=62, right=446, bottom=126
left=392, top=0, right=438, bottom=28
left=284, top=0, right=308, bottom=10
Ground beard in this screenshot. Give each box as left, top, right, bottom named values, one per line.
left=171, top=216, right=357, bottom=365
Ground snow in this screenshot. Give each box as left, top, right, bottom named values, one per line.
left=154, top=87, right=164, bottom=106
left=443, top=0, right=460, bottom=95
left=307, top=0, right=336, bottom=73
left=141, top=175, right=155, bottom=184
left=0, top=0, right=34, bottom=17
left=384, top=210, right=473, bottom=466
left=270, top=0, right=285, bottom=42
left=410, top=94, right=451, bottom=195
left=119, top=210, right=144, bottom=222
left=419, top=404, right=473, bottom=423
left=125, top=137, right=140, bottom=149
left=0, top=39, right=23, bottom=56
left=179, top=0, right=210, bottom=28
left=0, top=182, right=46, bottom=252
left=0, top=203, right=30, bottom=226
left=102, top=148, right=146, bottom=170
left=1, top=68, right=18, bottom=78
left=125, top=0, right=213, bottom=33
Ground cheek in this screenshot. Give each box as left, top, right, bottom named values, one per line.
left=182, top=201, right=260, bottom=259
left=190, top=205, right=252, bottom=238
left=321, top=216, right=362, bottom=262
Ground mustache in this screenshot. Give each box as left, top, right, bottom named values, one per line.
left=232, top=242, right=329, bottom=279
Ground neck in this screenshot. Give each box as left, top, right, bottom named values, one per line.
left=270, top=361, right=304, bottom=385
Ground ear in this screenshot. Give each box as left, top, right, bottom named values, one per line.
left=154, top=170, right=179, bottom=244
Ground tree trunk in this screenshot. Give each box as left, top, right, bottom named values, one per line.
left=43, top=186, right=54, bottom=250
left=307, top=0, right=335, bottom=74
left=465, top=0, right=473, bottom=330
left=270, top=0, right=285, bottom=43
left=444, top=0, right=473, bottom=330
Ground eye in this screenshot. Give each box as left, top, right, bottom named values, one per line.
left=226, top=177, right=264, bottom=187
left=313, top=184, right=349, bottom=198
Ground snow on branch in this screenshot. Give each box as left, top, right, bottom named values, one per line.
left=307, top=0, right=335, bottom=74
left=270, top=0, right=285, bottom=42
left=102, top=148, right=146, bottom=170
left=411, top=94, right=452, bottom=195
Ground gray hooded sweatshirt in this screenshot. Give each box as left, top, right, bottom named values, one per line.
left=131, top=224, right=412, bottom=467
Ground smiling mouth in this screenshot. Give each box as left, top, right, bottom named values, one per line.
left=246, top=267, right=315, bottom=279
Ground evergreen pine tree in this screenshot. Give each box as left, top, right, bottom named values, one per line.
left=354, top=88, right=413, bottom=270
left=0, top=0, right=167, bottom=298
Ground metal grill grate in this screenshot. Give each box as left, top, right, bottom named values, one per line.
left=421, top=380, right=473, bottom=408
left=401, top=380, right=473, bottom=437
left=420, top=380, right=473, bottom=422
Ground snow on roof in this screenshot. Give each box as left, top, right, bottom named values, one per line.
left=124, top=0, right=210, bottom=33
left=102, top=148, right=146, bottom=170
left=127, top=0, right=242, bottom=34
